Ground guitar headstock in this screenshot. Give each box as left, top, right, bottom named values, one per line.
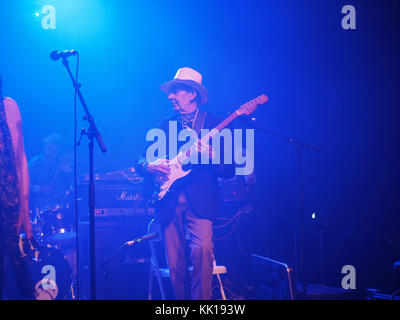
left=237, top=94, right=268, bottom=116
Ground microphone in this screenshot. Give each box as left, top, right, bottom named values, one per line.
left=100, top=232, right=159, bottom=266
left=50, top=50, right=78, bottom=61
left=124, top=232, right=159, bottom=246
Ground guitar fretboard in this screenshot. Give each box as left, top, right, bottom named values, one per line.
left=176, top=94, right=267, bottom=163
left=203, top=111, right=239, bottom=140
left=177, top=111, right=239, bottom=163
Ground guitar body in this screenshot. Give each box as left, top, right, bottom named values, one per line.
left=157, top=157, right=191, bottom=200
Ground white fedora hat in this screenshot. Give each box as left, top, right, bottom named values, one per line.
left=160, top=67, right=209, bottom=105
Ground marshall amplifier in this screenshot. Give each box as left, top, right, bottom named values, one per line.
left=95, top=207, right=155, bottom=217
left=78, top=172, right=155, bottom=218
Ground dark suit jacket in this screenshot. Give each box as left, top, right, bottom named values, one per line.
left=135, top=111, right=235, bottom=225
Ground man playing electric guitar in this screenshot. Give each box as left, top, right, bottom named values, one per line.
left=135, top=67, right=236, bottom=300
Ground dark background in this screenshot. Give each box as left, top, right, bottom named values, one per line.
left=1, top=0, right=399, bottom=297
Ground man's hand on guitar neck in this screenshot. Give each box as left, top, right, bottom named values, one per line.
left=196, top=139, right=216, bottom=160
left=185, top=139, right=216, bottom=160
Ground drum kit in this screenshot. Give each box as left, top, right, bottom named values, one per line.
left=20, top=168, right=149, bottom=300
left=24, top=204, right=77, bottom=300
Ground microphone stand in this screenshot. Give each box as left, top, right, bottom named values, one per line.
left=100, top=233, right=158, bottom=299
left=61, top=57, right=107, bottom=300
left=100, top=232, right=159, bottom=267
left=240, top=116, right=320, bottom=297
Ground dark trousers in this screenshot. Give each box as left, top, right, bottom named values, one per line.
left=163, top=192, right=214, bottom=300
left=0, top=207, right=34, bottom=299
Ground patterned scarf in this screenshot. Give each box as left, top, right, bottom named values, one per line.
left=0, top=97, right=19, bottom=209
left=178, top=109, right=198, bottom=129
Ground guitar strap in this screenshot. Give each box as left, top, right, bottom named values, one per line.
left=192, top=109, right=207, bottom=134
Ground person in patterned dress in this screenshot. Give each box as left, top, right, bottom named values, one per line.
left=0, top=74, right=33, bottom=299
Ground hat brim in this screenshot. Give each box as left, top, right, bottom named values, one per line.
left=160, top=79, right=209, bottom=105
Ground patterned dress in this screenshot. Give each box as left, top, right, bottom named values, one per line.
left=0, top=96, right=20, bottom=232
left=0, top=97, right=32, bottom=299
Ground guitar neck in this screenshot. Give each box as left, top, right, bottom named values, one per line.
left=177, top=110, right=240, bottom=163
left=204, top=111, right=240, bottom=140
left=175, top=94, right=267, bottom=164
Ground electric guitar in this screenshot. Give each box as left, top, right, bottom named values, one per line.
left=154, top=94, right=268, bottom=201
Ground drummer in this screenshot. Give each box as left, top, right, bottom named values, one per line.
left=28, top=132, right=73, bottom=213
